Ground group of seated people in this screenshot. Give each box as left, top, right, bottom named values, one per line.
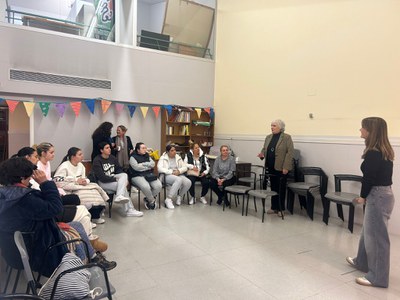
left=0, top=139, right=239, bottom=280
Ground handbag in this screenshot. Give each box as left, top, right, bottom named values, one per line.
left=144, top=173, right=158, bottom=182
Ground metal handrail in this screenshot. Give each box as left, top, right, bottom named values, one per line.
left=137, top=34, right=213, bottom=59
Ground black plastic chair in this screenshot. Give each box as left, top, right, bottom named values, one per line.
left=0, top=294, right=46, bottom=299
left=287, top=167, right=328, bottom=220
left=323, top=174, right=362, bottom=233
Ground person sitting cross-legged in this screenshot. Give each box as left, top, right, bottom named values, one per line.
left=92, top=142, right=143, bottom=217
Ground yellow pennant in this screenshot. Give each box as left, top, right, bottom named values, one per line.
left=140, top=106, right=149, bottom=118
left=23, top=102, right=35, bottom=117
left=101, top=100, right=112, bottom=113
left=195, top=108, right=202, bottom=119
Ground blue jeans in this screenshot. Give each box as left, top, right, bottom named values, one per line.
left=354, top=186, right=395, bottom=287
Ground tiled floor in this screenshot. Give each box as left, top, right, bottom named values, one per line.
left=95, top=194, right=400, bottom=300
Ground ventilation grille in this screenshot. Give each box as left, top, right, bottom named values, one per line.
left=10, top=69, right=111, bottom=90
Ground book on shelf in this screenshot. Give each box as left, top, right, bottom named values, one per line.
left=166, top=125, right=174, bottom=135
left=179, top=125, right=189, bottom=135
left=173, top=111, right=190, bottom=122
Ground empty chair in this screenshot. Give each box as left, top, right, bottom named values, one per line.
left=323, top=174, right=362, bottom=233
left=237, top=165, right=264, bottom=190
left=287, top=167, right=328, bottom=220
left=224, top=185, right=252, bottom=215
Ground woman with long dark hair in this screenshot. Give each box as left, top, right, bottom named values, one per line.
left=91, top=121, right=114, bottom=162
left=347, top=117, right=395, bottom=287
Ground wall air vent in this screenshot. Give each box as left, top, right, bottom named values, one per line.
left=9, top=69, right=111, bottom=90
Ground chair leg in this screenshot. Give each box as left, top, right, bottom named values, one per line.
left=137, top=190, right=141, bottom=211
left=245, top=194, right=250, bottom=216
left=261, top=198, right=265, bottom=223
left=241, top=194, right=246, bottom=216
left=336, top=203, right=344, bottom=221
left=348, top=204, right=355, bottom=233
left=287, top=189, right=294, bottom=214
left=306, top=193, right=314, bottom=220
left=11, top=269, right=21, bottom=293
left=323, top=200, right=330, bottom=225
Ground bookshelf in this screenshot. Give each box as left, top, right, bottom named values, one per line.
left=161, top=107, right=214, bottom=156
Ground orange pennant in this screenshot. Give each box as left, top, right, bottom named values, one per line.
left=204, top=107, right=211, bottom=116
left=6, top=100, right=19, bottom=113
left=101, top=100, right=112, bottom=113
left=70, top=101, right=82, bottom=116
left=152, top=106, right=161, bottom=118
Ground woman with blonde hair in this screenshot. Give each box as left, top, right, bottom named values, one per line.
left=347, top=117, right=395, bottom=288
left=112, top=125, right=134, bottom=171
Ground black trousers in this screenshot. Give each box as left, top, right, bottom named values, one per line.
left=187, top=175, right=210, bottom=197
left=268, top=170, right=287, bottom=211
left=210, top=177, right=236, bottom=201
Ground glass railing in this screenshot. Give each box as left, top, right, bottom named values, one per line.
left=5, top=8, right=114, bottom=42
left=137, top=34, right=213, bottom=60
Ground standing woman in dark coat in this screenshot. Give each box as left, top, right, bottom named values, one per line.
left=0, top=157, right=67, bottom=277
left=258, top=119, right=294, bottom=216
left=347, top=117, right=395, bottom=288
left=91, top=121, right=114, bottom=162
left=112, top=125, right=134, bottom=171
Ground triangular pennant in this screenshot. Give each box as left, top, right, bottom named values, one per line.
left=101, top=99, right=112, bottom=113
left=70, top=101, right=82, bottom=117
left=140, top=106, right=149, bottom=118
left=210, top=108, right=214, bottom=120
left=127, top=105, right=136, bottom=117
left=152, top=106, right=161, bottom=118
left=195, top=108, right=202, bottom=119
left=204, top=107, right=211, bottom=116
left=164, top=105, right=173, bottom=116
left=6, top=100, right=19, bottom=113
left=55, top=103, right=67, bottom=117
left=84, top=99, right=96, bottom=114
left=39, top=102, right=51, bottom=117
left=115, top=103, right=124, bottom=114
left=23, top=102, right=35, bottom=117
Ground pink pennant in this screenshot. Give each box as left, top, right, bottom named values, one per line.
left=6, top=100, right=19, bottom=113
left=115, top=103, right=124, bottom=114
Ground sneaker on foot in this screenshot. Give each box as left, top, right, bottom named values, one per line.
left=165, top=198, right=175, bottom=209
left=92, top=252, right=117, bottom=271
left=199, top=197, right=207, bottom=204
left=176, top=196, right=182, bottom=206
left=114, top=195, right=130, bottom=204
left=144, top=197, right=150, bottom=210
left=91, top=222, right=97, bottom=229
left=126, top=208, right=144, bottom=217
left=189, top=197, right=195, bottom=205
left=92, top=218, right=105, bottom=224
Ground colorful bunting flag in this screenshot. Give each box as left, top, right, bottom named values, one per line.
left=127, top=105, right=136, bottom=117
left=101, top=100, right=112, bottom=113
left=23, top=102, right=35, bottom=117
left=210, top=108, right=214, bottom=120
left=204, top=107, right=211, bottom=116
left=115, top=103, right=124, bottom=114
left=164, top=105, right=173, bottom=116
left=70, top=102, right=82, bottom=117
left=85, top=99, right=96, bottom=114
left=195, top=108, right=202, bottom=119
left=6, top=100, right=19, bottom=113
left=140, top=106, right=149, bottom=118
left=152, top=106, right=161, bottom=118
left=55, top=103, right=67, bottom=117
left=39, top=102, right=51, bottom=117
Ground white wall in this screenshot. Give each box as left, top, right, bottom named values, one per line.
left=31, top=96, right=161, bottom=168
left=0, top=24, right=215, bottom=106
left=137, top=0, right=151, bottom=34
left=215, top=135, right=400, bottom=236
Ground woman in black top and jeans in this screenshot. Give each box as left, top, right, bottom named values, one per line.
left=346, top=117, right=395, bottom=288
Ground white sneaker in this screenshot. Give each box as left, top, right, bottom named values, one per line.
left=114, top=195, right=130, bottom=204
left=165, top=198, right=175, bottom=209
left=91, top=222, right=97, bottom=229
left=92, top=218, right=105, bottom=224
left=199, top=197, right=207, bottom=204
left=176, top=196, right=182, bottom=206
left=126, top=208, right=143, bottom=217
left=189, top=197, right=195, bottom=205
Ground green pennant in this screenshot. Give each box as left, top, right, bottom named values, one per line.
left=39, top=102, right=51, bottom=117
